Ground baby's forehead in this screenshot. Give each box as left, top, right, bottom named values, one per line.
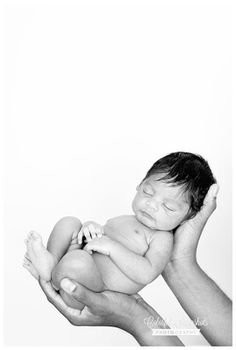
left=143, top=175, right=189, bottom=203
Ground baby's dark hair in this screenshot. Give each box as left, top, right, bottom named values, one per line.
left=142, top=152, right=216, bottom=218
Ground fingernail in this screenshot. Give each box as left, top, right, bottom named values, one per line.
left=212, top=185, right=219, bottom=198
left=60, top=278, right=76, bottom=293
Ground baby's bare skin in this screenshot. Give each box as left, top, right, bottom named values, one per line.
left=23, top=214, right=173, bottom=310
left=52, top=215, right=167, bottom=292
left=23, top=155, right=217, bottom=319
left=24, top=175, right=194, bottom=309
left=94, top=215, right=152, bottom=292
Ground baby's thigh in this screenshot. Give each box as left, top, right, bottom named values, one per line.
left=47, top=216, right=82, bottom=254
left=93, top=253, right=144, bottom=294
left=51, top=249, right=106, bottom=291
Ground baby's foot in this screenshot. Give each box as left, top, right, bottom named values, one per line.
left=25, top=231, right=57, bottom=281
left=22, top=254, right=39, bottom=280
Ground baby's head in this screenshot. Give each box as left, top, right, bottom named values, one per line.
left=132, top=152, right=216, bottom=231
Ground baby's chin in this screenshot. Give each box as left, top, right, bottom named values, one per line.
left=150, top=223, right=175, bottom=231
left=135, top=213, right=176, bottom=231
left=151, top=220, right=180, bottom=231
left=135, top=213, right=174, bottom=231
left=151, top=221, right=178, bottom=231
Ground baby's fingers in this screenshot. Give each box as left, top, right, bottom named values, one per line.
left=87, top=224, right=97, bottom=240
left=96, top=226, right=104, bottom=238
left=84, top=243, right=93, bottom=255
left=83, top=227, right=93, bottom=242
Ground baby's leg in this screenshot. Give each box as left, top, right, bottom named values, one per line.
left=24, top=217, right=82, bottom=281
left=46, top=216, right=82, bottom=260
left=51, top=250, right=106, bottom=310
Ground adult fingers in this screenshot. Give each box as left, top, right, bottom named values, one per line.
left=39, top=279, right=101, bottom=326
left=200, top=183, right=219, bottom=219
left=204, top=183, right=219, bottom=204
left=39, top=279, right=75, bottom=316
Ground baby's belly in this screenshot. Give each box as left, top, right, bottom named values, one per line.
left=92, top=252, right=144, bottom=294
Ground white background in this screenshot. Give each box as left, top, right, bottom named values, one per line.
left=3, top=0, right=232, bottom=347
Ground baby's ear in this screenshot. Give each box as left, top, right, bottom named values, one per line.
left=136, top=184, right=141, bottom=191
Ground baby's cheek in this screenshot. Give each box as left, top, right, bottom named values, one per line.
left=156, top=215, right=180, bottom=231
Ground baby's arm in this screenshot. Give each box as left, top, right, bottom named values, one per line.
left=108, top=231, right=173, bottom=285
left=84, top=231, right=173, bottom=285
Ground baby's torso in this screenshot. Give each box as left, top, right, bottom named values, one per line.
left=103, top=215, right=152, bottom=256
left=91, top=215, right=155, bottom=294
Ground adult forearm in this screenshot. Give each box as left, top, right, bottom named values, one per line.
left=162, top=258, right=232, bottom=346
left=133, top=322, right=184, bottom=346
left=130, top=302, right=184, bottom=346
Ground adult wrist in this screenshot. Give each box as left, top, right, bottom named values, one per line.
left=127, top=308, right=157, bottom=345
left=108, top=300, right=150, bottom=336
left=130, top=309, right=184, bottom=346
left=162, top=255, right=198, bottom=281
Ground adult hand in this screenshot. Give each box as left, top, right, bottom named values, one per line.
left=39, top=278, right=183, bottom=346
left=161, top=183, right=232, bottom=346
left=39, top=277, right=148, bottom=329
left=167, top=183, right=219, bottom=263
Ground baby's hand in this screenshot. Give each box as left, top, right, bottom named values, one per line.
left=84, top=236, right=112, bottom=256
left=78, top=221, right=104, bottom=244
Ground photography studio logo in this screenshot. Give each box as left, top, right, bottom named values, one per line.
left=144, top=316, right=208, bottom=336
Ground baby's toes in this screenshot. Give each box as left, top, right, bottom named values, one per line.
left=25, top=231, right=34, bottom=245
left=23, top=256, right=30, bottom=266
left=28, top=230, right=41, bottom=241
left=24, top=253, right=31, bottom=262
left=24, top=233, right=32, bottom=245
left=26, top=231, right=42, bottom=248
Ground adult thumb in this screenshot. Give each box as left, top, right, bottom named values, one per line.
left=60, top=278, right=105, bottom=309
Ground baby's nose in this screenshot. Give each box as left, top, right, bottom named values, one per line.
left=146, top=199, right=159, bottom=211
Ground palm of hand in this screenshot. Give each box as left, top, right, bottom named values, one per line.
left=171, top=217, right=204, bottom=261
left=40, top=279, right=142, bottom=329
left=71, top=291, right=139, bottom=328
left=170, top=185, right=218, bottom=262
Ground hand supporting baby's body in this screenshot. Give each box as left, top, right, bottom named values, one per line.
left=24, top=215, right=173, bottom=310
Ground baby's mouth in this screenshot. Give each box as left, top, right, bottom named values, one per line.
left=141, top=211, right=153, bottom=220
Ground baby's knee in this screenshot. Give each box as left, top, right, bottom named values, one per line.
left=55, top=216, right=82, bottom=232
left=51, top=250, right=91, bottom=289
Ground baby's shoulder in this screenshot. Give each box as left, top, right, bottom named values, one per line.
left=105, top=215, right=135, bottom=227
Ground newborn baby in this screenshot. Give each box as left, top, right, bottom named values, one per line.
left=23, top=152, right=216, bottom=310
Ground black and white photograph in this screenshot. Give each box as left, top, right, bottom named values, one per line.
left=3, top=0, right=233, bottom=347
